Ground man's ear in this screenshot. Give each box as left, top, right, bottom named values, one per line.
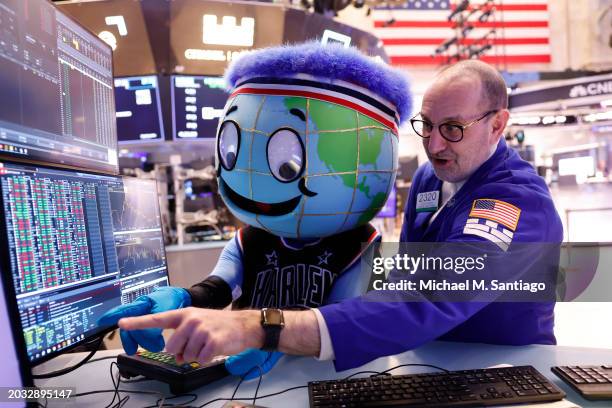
left=490, top=109, right=510, bottom=142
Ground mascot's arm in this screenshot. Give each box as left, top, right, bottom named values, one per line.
left=187, top=236, right=244, bottom=308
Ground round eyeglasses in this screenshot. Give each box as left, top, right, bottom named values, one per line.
left=410, top=110, right=499, bottom=143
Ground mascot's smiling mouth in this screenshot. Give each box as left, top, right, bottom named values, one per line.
left=220, top=179, right=302, bottom=216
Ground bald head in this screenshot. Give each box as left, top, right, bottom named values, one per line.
left=437, top=60, right=508, bottom=110
left=419, top=59, right=510, bottom=183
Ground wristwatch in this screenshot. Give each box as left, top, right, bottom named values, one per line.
left=260, top=308, right=285, bottom=351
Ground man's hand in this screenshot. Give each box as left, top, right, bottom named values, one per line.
left=98, top=286, right=191, bottom=354
left=119, top=307, right=322, bottom=363
left=118, top=307, right=264, bottom=363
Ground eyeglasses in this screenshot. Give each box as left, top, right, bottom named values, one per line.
left=410, top=110, right=499, bottom=143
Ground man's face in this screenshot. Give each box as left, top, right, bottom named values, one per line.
left=420, top=76, right=501, bottom=183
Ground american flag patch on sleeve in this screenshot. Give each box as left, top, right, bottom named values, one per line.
left=463, top=199, right=522, bottom=251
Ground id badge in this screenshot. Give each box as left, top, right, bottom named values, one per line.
left=416, top=190, right=440, bottom=212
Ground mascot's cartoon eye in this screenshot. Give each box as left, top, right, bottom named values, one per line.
left=267, top=128, right=304, bottom=183
left=218, top=121, right=240, bottom=171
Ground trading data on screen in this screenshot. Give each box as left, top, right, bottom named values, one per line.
left=171, top=75, right=230, bottom=140
left=114, top=76, right=165, bottom=143
left=0, top=0, right=117, bottom=173
left=0, top=162, right=168, bottom=363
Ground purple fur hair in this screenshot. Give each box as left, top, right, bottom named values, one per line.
left=225, top=42, right=412, bottom=123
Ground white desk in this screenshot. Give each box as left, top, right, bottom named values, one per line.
left=35, top=342, right=612, bottom=407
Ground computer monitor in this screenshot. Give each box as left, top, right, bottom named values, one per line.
left=0, top=161, right=169, bottom=365
left=376, top=185, right=397, bottom=218
left=171, top=76, right=230, bottom=140
left=558, top=156, right=596, bottom=178
left=114, top=76, right=165, bottom=144
left=0, top=0, right=118, bottom=173
left=0, top=252, right=32, bottom=407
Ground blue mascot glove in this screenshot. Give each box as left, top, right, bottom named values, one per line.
left=97, top=286, right=191, bottom=355
left=225, top=348, right=283, bottom=380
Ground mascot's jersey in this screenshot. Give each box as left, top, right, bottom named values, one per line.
left=233, top=225, right=378, bottom=309
left=319, top=139, right=563, bottom=371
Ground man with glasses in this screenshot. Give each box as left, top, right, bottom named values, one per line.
left=119, top=60, right=563, bottom=372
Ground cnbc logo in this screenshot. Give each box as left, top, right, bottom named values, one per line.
left=569, top=80, right=612, bottom=98
left=569, top=85, right=588, bottom=98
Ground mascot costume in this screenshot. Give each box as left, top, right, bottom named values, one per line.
left=100, top=42, right=411, bottom=379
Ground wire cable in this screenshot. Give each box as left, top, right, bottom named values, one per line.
left=342, top=370, right=382, bottom=380
left=376, top=363, right=450, bottom=375
left=86, top=355, right=119, bottom=365
left=72, top=361, right=167, bottom=408
left=147, top=393, right=198, bottom=408
left=73, top=389, right=166, bottom=405
left=32, top=335, right=105, bottom=379
left=251, top=366, right=264, bottom=407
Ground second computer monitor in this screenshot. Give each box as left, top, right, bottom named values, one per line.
left=0, top=0, right=118, bottom=173
left=171, top=76, right=230, bottom=140
left=0, top=161, right=170, bottom=365
left=114, top=76, right=165, bottom=144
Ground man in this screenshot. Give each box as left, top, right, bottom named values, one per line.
left=119, top=60, right=563, bottom=371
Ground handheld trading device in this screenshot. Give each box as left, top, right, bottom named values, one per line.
left=117, top=351, right=229, bottom=394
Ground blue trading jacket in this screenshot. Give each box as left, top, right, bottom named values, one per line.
left=319, top=139, right=563, bottom=371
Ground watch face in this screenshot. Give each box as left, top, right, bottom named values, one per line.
left=262, top=308, right=284, bottom=326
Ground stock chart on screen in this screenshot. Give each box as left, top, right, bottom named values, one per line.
left=111, top=177, right=168, bottom=305
left=0, top=162, right=169, bottom=363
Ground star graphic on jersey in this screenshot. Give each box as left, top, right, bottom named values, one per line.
left=318, top=250, right=332, bottom=266
left=265, top=250, right=278, bottom=267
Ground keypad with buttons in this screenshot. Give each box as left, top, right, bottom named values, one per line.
left=552, top=365, right=612, bottom=401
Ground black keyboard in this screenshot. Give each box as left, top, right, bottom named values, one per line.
left=552, top=365, right=612, bottom=400
left=308, top=365, right=565, bottom=407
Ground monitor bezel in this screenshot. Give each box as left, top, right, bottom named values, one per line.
left=0, top=230, right=34, bottom=390
left=0, top=159, right=170, bottom=367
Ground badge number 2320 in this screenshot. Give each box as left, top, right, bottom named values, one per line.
left=418, top=192, right=437, bottom=202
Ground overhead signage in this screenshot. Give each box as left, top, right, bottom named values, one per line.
left=321, top=30, right=351, bottom=48
left=184, top=49, right=249, bottom=62
left=568, top=81, right=612, bottom=98
left=203, top=15, right=255, bottom=47
left=509, top=73, right=612, bottom=112
left=56, top=1, right=156, bottom=76
left=97, top=15, right=127, bottom=50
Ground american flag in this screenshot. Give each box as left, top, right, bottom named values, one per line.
left=372, top=0, right=551, bottom=66
left=463, top=218, right=514, bottom=251
left=469, top=198, right=521, bottom=231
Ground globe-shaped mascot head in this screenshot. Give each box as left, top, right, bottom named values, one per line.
left=217, top=42, right=412, bottom=239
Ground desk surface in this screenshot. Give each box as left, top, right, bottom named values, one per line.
left=35, top=341, right=612, bottom=407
